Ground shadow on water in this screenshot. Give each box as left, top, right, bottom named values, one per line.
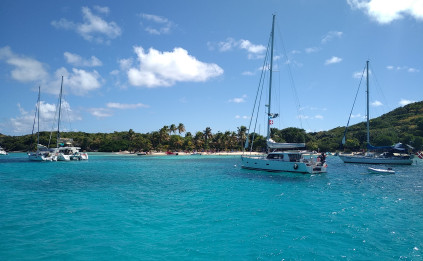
left=233, top=167, right=327, bottom=183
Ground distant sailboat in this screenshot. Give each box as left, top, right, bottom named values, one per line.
left=28, top=86, right=57, bottom=161
left=241, top=15, right=327, bottom=174
left=54, top=76, right=88, bottom=161
left=338, top=61, right=413, bottom=165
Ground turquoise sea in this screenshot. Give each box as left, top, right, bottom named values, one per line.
left=0, top=153, right=422, bottom=260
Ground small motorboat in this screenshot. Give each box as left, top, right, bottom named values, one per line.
left=368, top=167, right=395, bottom=174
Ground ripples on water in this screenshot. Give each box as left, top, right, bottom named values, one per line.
left=0, top=153, right=422, bottom=260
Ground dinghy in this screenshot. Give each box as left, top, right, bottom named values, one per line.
left=368, top=167, right=395, bottom=174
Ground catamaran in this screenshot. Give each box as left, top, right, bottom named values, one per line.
left=54, top=76, right=88, bottom=161
left=0, top=146, right=8, bottom=155
left=28, top=86, right=57, bottom=161
left=338, top=61, right=413, bottom=165
left=241, top=15, right=327, bottom=174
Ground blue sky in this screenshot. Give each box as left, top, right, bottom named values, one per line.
left=0, top=0, right=422, bottom=136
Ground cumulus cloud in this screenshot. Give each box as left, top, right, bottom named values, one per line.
left=325, top=56, right=342, bottom=65
left=211, top=38, right=266, bottom=59
left=371, top=100, right=383, bottom=106
left=106, top=102, right=149, bottom=109
left=51, top=67, right=102, bottom=96
left=64, top=52, right=102, bottom=67
left=347, top=0, right=423, bottom=24
left=229, top=95, right=247, bottom=103
left=399, top=99, right=415, bottom=106
left=140, top=13, right=175, bottom=35
left=125, top=46, right=223, bottom=88
left=52, top=6, right=121, bottom=43
left=63, top=52, right=103, bottom=67
left=7, top=100, right=80, bottom=134
left=321, top=31, right=343, bottom=43
left=0, top=46, right=102, bottom=96
left=0, top=46, right=48, bottom=82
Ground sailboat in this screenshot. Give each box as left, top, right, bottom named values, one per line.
left=241, top=15, right=327, bottom=174
left=0, top=146, right=7, bottom=155
left=28, top=86, right=57, bottom=161
left=54, top=76, right=88, bottom=161
left=338, top=61, right=413, bottom=165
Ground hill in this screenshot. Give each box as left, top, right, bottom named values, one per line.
left=308, top=100, right=423, bottom=151
left=1, top=101, right=422, bottom=152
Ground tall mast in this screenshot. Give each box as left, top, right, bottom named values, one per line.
left=57, top=76, right=64, bottom=148
left=366, top=60, right=370, bottom=145
left=37, top=86, right=40, bottom=145
left=266, top=14, right=275, bottom=142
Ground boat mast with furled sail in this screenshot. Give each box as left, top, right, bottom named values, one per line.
left=241, top=15, right=327, bottom=174
left=338, top=61, right=413, bottom=165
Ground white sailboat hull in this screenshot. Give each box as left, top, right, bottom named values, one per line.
left=28, top=153, right=56, bottom=161
left=57, top=153, right=71, bottom=161
left=241, top=155, right=327, bottom=174
left=339, top=154, right=413, bottom=165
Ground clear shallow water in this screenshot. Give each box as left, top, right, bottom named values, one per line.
left=0, top=153, right=422, bottom=260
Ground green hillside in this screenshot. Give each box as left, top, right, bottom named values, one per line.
left=1, top=101, right=422, bottom=153
left=308, top=100, right=423, bottom=152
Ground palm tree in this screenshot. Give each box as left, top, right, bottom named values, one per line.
left=169, top=124, right=177, bottom=135
left=203, top=127, right=212, bottom=150
left=237, top=126, right=247, bottom=151
left=194, top=131, right=204, bottom=150
left=177, top=123, right=185, bottom=135
left=159, top=126, right=170, bottom=148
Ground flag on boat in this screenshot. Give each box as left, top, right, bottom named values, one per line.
left=417, top=151, right=423, bottom=159
left=269, top=120, right=273, bottom=125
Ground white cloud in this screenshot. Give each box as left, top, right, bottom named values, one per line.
left=52, top=6, right=121, bottom=43
left=106, top=102, right=149, bottom=109
left=408, top=68, right=419, bottom=72
left=347, top=0, right=423, bottom=24
left=371, top=100, right=383, bottom=106
left=64, top=52, right=102, bottom=67
left=242, top=71, right=255, bottom=76
left=235, top=115, right=248, bottom=119
left=93, top=5, right=109, bottom=14
left=8, top=100, right=80, bottom=134
left=0, top=46, right=102, bottom=96
left=89, top=108, right=112, bottom=118
left=140, top=13, right=174, bottom=35
left=229, top=94, right=247, bottom=103
left=126, top=46, right=223, bottom=88
left=239, top=39, right=266, bottom=54
left=52, top=67, right=102, bottom=96
left=0, top=46, right=48, bottom=82
left=305, top=47, right=320, bottom=53
left=321, top=31, right=343, bottom=43
left=386, top=65, right=419, bottom=72
left=399, top=99, right=415, bottom=106
left=212, top=38, right=266, bottom=59
left=217, top=38, right=237, bottom=52
left=325, top=56, right=342, bottom=65
left=314, top=115, right=324, bottom=119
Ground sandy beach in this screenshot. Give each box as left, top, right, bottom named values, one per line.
left=115, top=151, right=265, bottom=156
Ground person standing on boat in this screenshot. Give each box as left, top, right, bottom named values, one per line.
left=318, top=152, right=326, bottom=164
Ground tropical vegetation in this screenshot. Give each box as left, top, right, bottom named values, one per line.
left=1, top=101, right=422, bottom=153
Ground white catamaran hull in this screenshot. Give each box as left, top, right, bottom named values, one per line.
left=28, top=153, right=56, bottom=161
left=241, top=155, right=327, bottom=174
left=339, top=155, right=412, bottom=165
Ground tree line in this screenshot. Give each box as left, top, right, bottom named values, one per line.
left=1, top=101, right=422, bottom=153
